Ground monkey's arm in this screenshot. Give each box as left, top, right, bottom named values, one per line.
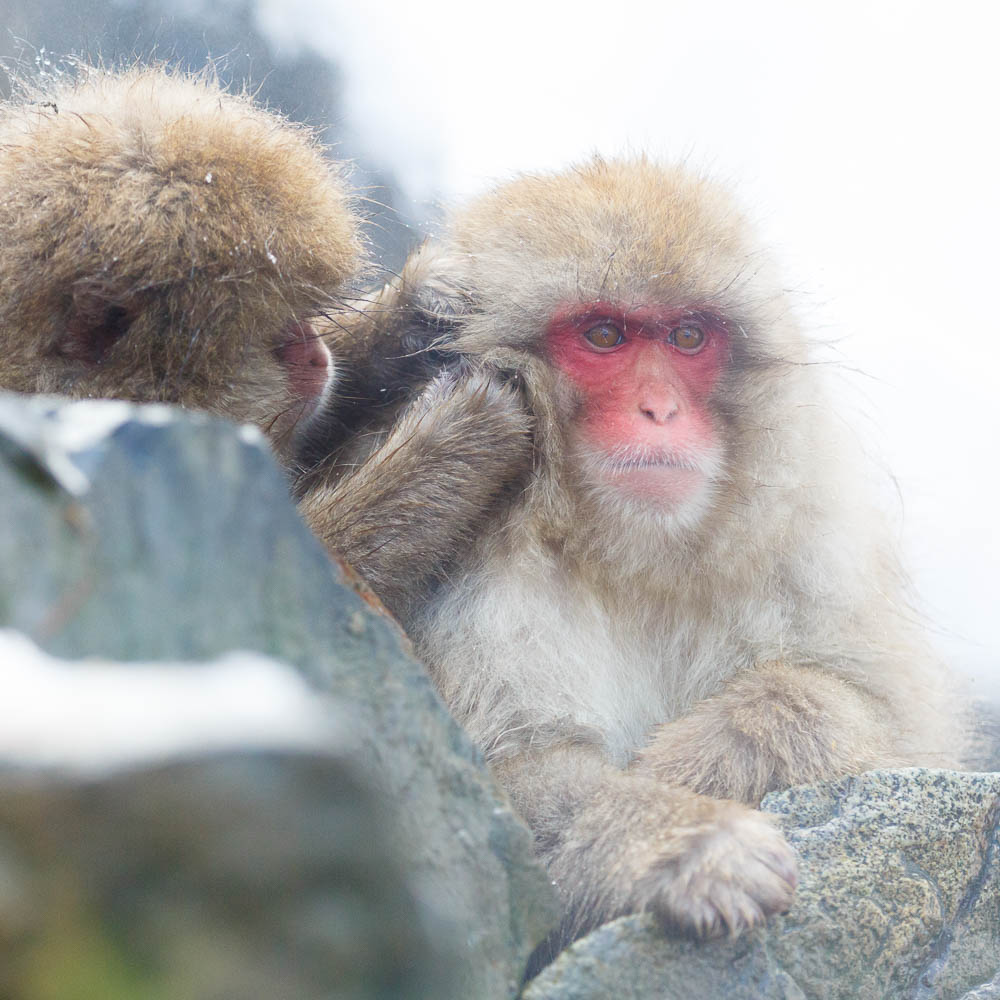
left=298, top=370, right=532, bottom=621
left=633, top=661, right=906, bottom=805
left=492, top=743, right=796, bottom=943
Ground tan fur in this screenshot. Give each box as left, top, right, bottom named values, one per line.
left=0, top=65, right=360, bottom=461
left=0, top=66, right=534, bottom=609
left=298, top=366, right=533, bottom=621
left=355, top=158, right=963, bottom=944
left=295, top=246, right=535, bottom=619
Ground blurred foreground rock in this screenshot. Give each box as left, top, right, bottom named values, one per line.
left=0, top=394, right=558, bottom=999
left=523, top=769, right=1000, bottom=1000
left=0, top=637, right=442, bottom=998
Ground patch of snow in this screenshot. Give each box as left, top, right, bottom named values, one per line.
left=237, top=423, right=267, bottom=446
left=0, top=630, right=342, bottom=774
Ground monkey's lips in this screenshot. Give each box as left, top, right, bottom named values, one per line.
left=584, top=446, right=722, bottom=505
left=275, top=321, right=332, bottom=403
left=266, top=321, right=336, bottom=453
left=613, top=462, right=705, bottom=502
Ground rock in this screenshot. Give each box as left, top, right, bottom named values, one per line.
left=0, top=394, right=558, bottom=998
left=0, top=633, right=448, bottom=999
left=17, top=394, right=996, bottom=999
left=522, top=769, right=1000, bottom=1000
left=960, top=970, right=1000, bottom=1000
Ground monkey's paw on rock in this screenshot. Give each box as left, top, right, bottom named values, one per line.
left=637, top=803, right=797, bottom=938
left=524, top=769, right=1000, bottom=1000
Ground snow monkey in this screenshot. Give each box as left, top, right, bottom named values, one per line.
left=0, top=65, right=359, bottom=463
left=313, top=158, right=962, bottom=944
left=0, top=65, right=532, bottom=594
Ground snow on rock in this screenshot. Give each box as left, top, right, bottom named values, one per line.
left=0, top=629, right=339, bottom=773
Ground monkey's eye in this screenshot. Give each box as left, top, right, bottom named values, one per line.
left=669, top=325, right=706, bottom=354
left=583, top=323, right=625, bottom=350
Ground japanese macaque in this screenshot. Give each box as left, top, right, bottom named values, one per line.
left=0, top=65, right=358, bottom=463
left=331, top=159, right=962, bottom=944
left=0, top=66, right=532, bottom=597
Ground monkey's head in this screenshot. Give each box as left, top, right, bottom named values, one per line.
left=417, top=159, right=811, bottom=548
left=0, top=67, right=362, bottom=461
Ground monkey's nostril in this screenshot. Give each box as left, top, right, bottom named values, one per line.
left=639, top=399, right=679, bottom=424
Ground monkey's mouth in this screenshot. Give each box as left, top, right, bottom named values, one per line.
left=267, top=320, right=337, bottom=454
left=597, top=444, right=719, bottom=476
left=610, top=455, right=700, bottom=472
left=274, top=320, right=331, bottom=399
left=274, top=320, right=332, bottom=404
left=581, top=443, right=724, bottom=505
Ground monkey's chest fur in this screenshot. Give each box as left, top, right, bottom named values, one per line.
left=415, top=552, right=776, bottom=768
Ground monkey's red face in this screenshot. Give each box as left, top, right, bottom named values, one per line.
left=548, top=303, right=727, bottom=511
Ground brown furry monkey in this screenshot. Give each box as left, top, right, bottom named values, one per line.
left=327, top=158, right=962, bottom=943
left=0, top=65, right=533, bottom=604
left=0, top=65, right=358, bottom=462
left=295, top=247, right=533, bottom=620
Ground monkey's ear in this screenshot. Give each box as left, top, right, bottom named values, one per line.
left=63, top=284, right=137, bottom=364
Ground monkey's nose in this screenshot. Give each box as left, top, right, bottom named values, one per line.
left=638, top=393, right=680, bottom=424
left=275, top=320, right=332, bottom=401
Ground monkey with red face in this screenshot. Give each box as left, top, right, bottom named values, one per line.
left=0, top=67, right=961, bottom=946
left=314, top=158, right=962, bottom=945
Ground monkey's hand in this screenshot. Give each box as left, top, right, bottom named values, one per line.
left=633, top=661, right=900, bottom=805
left=626, top=794, right=798, bottom=938
left=494, top=746, right=797, bottom=944
left=298, top=369, right=532, bottom=620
